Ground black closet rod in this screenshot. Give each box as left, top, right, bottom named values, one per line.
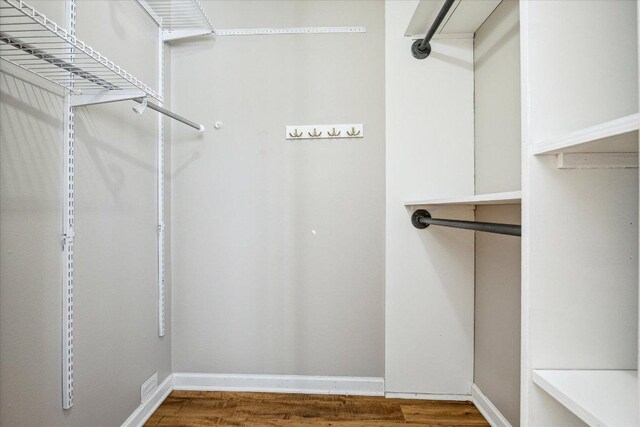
left=411, top=210, right=521, bottom=237
left=411, top=0, right=455, bottom=59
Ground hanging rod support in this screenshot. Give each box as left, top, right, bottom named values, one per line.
left=411, top=0, right=455, bottom=59
left=71, top=90, right=146, bottom=107
left=411, top=209, right=521, bottom=237
left=133, top=98, right=205, bottom=132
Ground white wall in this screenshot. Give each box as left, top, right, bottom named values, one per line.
left=385, top=0, right=475, bottom=395
left=526, top=1, right=638, bottom=143
left=475, top=205, right=521, bottom=426
left=0, top=1, right=171, bottom=425
left=474, top=0, right=521, bottom=195
left=472, top=1, right=521, bottom=425
left=170, top=0, right=385, bottom=377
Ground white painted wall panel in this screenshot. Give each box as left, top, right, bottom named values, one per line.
left=526, top=0, right=638, bottom=144
left=473, top=2, right=522, bottom=425
left=171, top=0, right=385, bottom=377
left=474, top=0, right=521, bottom=194
left=527, top=158, right=638, bottom=369
left=475, top=205, right=521, bottom=426
left=385, top=0, right=475, bottom=395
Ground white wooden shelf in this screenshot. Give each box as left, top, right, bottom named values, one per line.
left=533, top=114, right=639, bottom=155
left=533, top=370, right=638, bottom=427
left=405, top=0, right=501, bottom=39
left=404, top=191, right=521, bottom=207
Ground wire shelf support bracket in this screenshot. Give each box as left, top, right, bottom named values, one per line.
left=70, top=89, right=147, bottom=107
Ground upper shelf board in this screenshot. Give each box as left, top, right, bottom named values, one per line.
left=533, top=113, right=639, bottom=155
left=405, top=191, right=521, bottom=207
left=136, top=0, right=215, bottom=41
left=405, top=0, right=501, bottom=39
left=533, top=369, right=638, bottom=427
left=0, top=0, right=161, bottom=100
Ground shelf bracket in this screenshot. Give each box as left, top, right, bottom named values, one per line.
left=163, top=29, right=213, bottom=42
left=70, top=90, right=146, bottom=107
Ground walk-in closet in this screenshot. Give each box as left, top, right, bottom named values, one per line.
left=0, top=1, right=638, bottom=426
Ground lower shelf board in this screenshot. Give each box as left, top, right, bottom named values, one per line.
left=404, top=191, right=521, bottom=207
left=532, top=369, right=638, bottom=427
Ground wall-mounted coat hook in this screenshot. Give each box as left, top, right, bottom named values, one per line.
left=285, top=124, right=363, bottom=140
left=346, top=127, right=361, bottom=137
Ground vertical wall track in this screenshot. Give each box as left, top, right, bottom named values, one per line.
left=62, top=0, right=76, bottom=410
left=157, top=20, right=165, bottom=337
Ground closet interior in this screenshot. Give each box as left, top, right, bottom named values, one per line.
left=397, top=1, right=522, bottom=426
left=0, top=0, right=638, bottom=426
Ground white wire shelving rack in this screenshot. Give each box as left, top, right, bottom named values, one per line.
left=1, top=0, right=208, bottom=410
left=136, top=0, right=215, bottom=41
left=0, top=0, right=162, bottom=100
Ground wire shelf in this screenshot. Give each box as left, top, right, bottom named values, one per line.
left=0, top=0, right=162, bottom=100
left=137, top=0, right=214, bottom=34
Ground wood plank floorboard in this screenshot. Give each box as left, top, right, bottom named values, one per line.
left=145, top=391, right=490, bottom=426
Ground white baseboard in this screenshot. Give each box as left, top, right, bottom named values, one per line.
left=384, top=392, right=471, bottom=401
left=173, top=373, right=385, bottom=396
left=121, top=374, right=173, bottom=427
left=471, top=384, right=512, bottom=427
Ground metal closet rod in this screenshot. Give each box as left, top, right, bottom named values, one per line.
left=133, top=98, right=205, bottom=132
left=411, top=0, right=455, bottom=59
left=411, top=209, right=521, bottom=237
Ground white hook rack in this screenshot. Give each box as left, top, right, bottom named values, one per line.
left=286, top=124, right=364, bottom=140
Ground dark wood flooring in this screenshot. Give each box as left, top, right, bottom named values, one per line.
left=145, top=391, right=490, bottom=426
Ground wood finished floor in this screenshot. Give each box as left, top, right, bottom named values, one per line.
left=145, top=391, right=490, bottom=426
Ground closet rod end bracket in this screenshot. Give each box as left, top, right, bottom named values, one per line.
left=411, top=209, right=430, bottom=229
left=411, top=40, right=431, bottom=59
